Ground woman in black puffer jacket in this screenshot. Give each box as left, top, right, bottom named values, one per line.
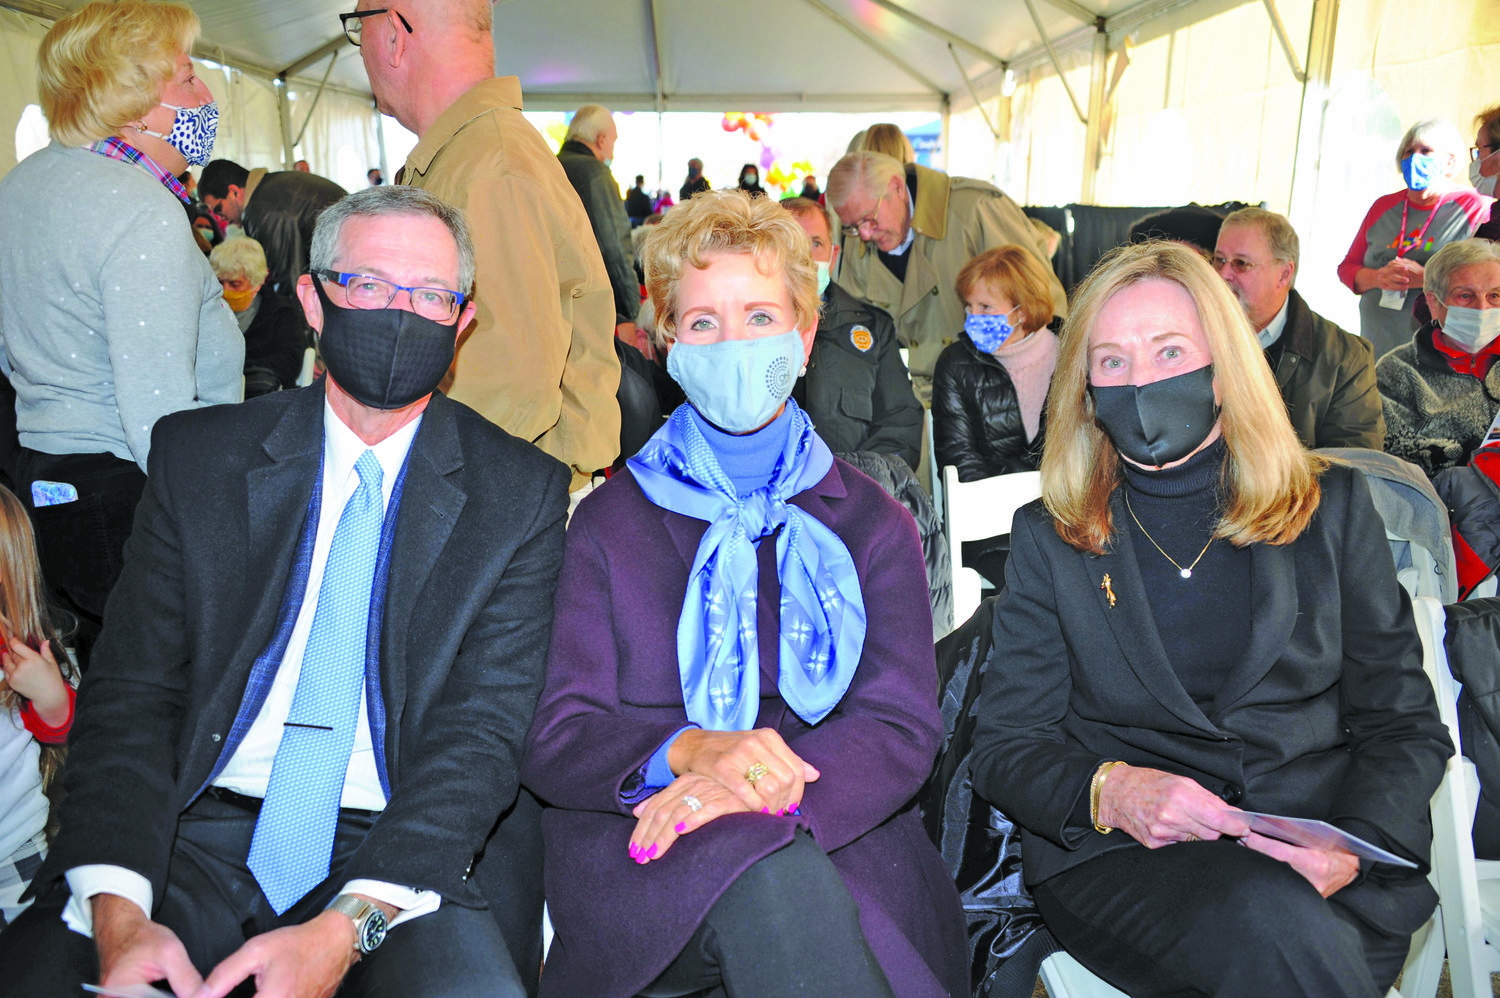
left=933, top=246, right=1060, bottom=482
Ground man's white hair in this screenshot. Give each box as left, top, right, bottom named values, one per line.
left=566, top=104, right=614, bottom=146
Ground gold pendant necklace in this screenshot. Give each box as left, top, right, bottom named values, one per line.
left=1123, top=492, right=1213, bottom=580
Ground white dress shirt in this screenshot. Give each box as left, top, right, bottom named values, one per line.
left=65, top=399, right=440, bottom=934
left=1257, top=295, right=1291, bottom=351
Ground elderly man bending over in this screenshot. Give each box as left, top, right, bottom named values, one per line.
left=0, top=185, right=569, bottom=998
left=826, top=150, right=1066, bottom=391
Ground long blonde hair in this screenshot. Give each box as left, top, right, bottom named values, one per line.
left=0, top=487, right=77, bottom=838
left=1042, top=241, right=1325, bottom=555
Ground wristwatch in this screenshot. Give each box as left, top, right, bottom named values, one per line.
left=326, top=894, right=389, bottom=955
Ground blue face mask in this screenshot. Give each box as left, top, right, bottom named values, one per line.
left=1401, top=152, right=1436, bottom=192
left=140, top=101, right=219, bottom=167
left=815, top=261, right=831, bottom=296
left=964, top=310, right=1016, bottom=353
left=667, top=328, right=806, bottom=433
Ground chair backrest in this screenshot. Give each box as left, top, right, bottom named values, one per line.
left=1409, top=595, right=1500, bottom=998
left=943, top=466, right=1043, bottom=626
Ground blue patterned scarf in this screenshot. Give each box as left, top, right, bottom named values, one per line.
left=628, top=401, right=867, bottom=731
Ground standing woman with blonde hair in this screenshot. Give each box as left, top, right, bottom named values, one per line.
left=969, top=241, right=1451, bottom=997
left=0, top=1, right=242, bottom=661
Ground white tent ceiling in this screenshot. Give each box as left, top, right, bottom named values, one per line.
left=2, top=0, right=1245, bottom=112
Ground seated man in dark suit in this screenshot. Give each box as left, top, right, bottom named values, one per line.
left=0, top=185, right=569, bottom=998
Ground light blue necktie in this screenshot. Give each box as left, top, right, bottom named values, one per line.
left=248, top=450, right=383, bottom=914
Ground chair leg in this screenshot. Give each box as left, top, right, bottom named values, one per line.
left=1391, top=910, right=1443, bottom=998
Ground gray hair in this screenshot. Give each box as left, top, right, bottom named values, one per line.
left=1220, top=207, right=1300, bottom=271
left=310, top=185, right=476, bottom=296
left=1424, top=238, right=1500, bottom=299
left=1396, top=118, right=1465, bottom=172
left=825, top=150, right=905, bottom=214
left=565, top=104, right=614, bottom=146
left=209, top=237, right=269, bottom=287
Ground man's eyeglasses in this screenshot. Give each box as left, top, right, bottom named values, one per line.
left=317, top=270, right=465, bottom=323
left=840, top=191, right=888, bottom=239
left=1210, top=254, right=1270, bottom=275
left=340, top=8, right=412, bottom=47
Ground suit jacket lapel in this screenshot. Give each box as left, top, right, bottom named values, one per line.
left=379, top=395, right=466, bottom=775
left=1089, top=493, right=1217, bottom=734
left=1211, top=540, right=1299, bottom=714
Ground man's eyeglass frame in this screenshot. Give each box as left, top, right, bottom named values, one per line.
left=339, top=9, right=412, bottom=47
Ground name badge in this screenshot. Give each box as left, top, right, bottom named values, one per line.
left=850, top=325, right=874, bottom=352
left=1378, top=289, right=1407, bottom=310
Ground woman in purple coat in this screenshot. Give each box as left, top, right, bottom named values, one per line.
left=521, top=190, right=968, bottom=998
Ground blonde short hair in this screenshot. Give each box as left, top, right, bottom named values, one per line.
left=955, top=246, right=1056, bottom=334
left=39, top=1, right=200, bottom=147
left=209, top=237, right=268, bottom=288
left=825, top=150, right=905, bottom=214
left=642, top=189, right=820, bottom=343
left=861, top=123, right=915, bottom=164
left=1042, top=241, right=1325, bottom=555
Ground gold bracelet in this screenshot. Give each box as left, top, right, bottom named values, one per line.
left=1091, top=760, right=1126, bottom=834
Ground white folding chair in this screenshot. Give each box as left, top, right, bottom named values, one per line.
left=941, top=467, right=1042, bottom=626
left=1401, top=596, right=1500, bottom=998
left=1039, top=951, right=1129, bottom=998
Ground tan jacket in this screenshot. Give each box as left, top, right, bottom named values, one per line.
left=837, top=164, right=1066, bottom=382
left=400, top=77, right=620, bottom=489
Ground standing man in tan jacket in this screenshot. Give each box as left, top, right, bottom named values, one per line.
left=827, top=151, right=1066, bottom=395
left=349, top=0, right=619, bottom=492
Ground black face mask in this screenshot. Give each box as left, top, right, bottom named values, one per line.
left=313, top=281, right=457, bottom=410
left=1089, top=364, right=1218, bottom=467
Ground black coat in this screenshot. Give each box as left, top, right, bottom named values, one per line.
left=932, top=331, right=1046, bottom=482
left=969, top=464, right=1450, bottom=937
left=557, top=140, right=638, bottom=324
left=242, top=170, right=346, bottom=296
left=33, top=385, right=569, bottom=914
left=1269, top=289, right=1384, bottom=450
left=794, top=281, right=923, bottom=469
left=242, top=291, right=309, bottom=397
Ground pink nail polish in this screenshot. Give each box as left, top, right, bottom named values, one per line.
left=629, top=843, right=639, bottom=858
left=762, top=807, right=770, bottom=814
left=675, top=822, right=687, bottom=833
left=775, top=808, right=785, bottom=817
left=646, top=843, right=658, bottom=859
left=788, top=802, right=799, bottom=813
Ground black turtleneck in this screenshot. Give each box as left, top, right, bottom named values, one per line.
left=1119, top=437, right=1251, bottom=710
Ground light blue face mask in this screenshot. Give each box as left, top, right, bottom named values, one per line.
left=815, top=261, right=831, bottom=296
left=667, top=328, right=806, bottom=433
left=964, top=310, right=1017, bottom=353
left=1401, top=152, right=1436, bottom=192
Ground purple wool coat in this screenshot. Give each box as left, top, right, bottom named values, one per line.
left=521, top=458, right=969, bottom=998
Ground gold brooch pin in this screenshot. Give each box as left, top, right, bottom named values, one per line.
left=1100, top=573, right=1116, bottom=608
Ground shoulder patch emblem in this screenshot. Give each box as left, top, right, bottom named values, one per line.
left=850, top=325, right=874, bottom=352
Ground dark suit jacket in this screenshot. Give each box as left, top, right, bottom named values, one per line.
left=34, top=384, right=569, bottom=911
left=1272, top=289, right=1384, bottom=451
left=520, top=461, right=968, bottom=998
left=969, top=463, right=1451, bottom=935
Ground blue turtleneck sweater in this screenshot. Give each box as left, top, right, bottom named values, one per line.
left=688, top=403, right=794, bottom=497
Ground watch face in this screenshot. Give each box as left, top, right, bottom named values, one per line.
left=359, top=909, right=388, bottom=953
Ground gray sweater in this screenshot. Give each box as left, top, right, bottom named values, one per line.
left=0, top=143, right=243, bottom=470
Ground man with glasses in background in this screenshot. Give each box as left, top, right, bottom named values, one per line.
left=1214, top=207, right=1385, bottom=450
left=2, top=185, right=565, bottom=998
left=825, top=149, right=1065, bottom=395
left=340, top=0, right=620, bottom=495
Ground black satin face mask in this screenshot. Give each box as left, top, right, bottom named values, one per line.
left=313, top=281, right=458, bottom=410
left=1088, top=364, right=1219, bottom=467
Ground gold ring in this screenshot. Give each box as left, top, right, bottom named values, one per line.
left=744, top=762, right=768, bottom=786
left=1184, top=834, right=1199, bottom=842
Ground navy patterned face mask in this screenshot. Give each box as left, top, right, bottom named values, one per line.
left=140, top=101, right=219, bottom=166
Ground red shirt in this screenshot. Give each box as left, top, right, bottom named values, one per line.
left=1431, top=325, right=1500, bottom=380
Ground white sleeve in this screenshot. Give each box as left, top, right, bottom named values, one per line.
left=62, top=865, right=153, bottom=937
left=338, top=880, right=441, bottom=928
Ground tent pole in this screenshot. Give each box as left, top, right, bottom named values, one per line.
left=1021, top=0, right=1088, bottom=125
left=1286, top=0, right=1338, bottom=226
left=939, top=94, right=951, bottom=173
left=274, top=79, right=295, bottom=170
left=798, top=0, right=946, bottom=98
left=1260, top=0, right=1307, bottom=83
left=1081, top=29, right=1107, bottom=204
left=376, top=107, right=389, bottom=183
left=290, top=52, right=338, bottom=149
left=860, top=0, right=1004, bottom=68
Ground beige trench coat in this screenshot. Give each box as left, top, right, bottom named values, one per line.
left=837, top=164, right=1067, bottom=384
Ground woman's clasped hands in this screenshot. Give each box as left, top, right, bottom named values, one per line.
left=628, top=728, right=821, bottom=864
left=1098, top=764, right=1360, bottom=898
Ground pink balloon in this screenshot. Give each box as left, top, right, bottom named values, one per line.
left=759, top=146, right=775, bottom=169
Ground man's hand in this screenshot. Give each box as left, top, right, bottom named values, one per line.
left=1241, top=831, right=1360, bottom=898
left=667, top=727, right=820, bottom=816
left=192, top=910, right=365, bottom=998
left=93, top=893, right=204, bottom=997
left=1096, top=765, right=1250, bottom=848
left=3, top=636, right=70, bottom=726
left=629, top=772, right=757, bottom=863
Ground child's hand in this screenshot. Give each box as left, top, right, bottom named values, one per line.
left=3, top=636, right=69, bottom=726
